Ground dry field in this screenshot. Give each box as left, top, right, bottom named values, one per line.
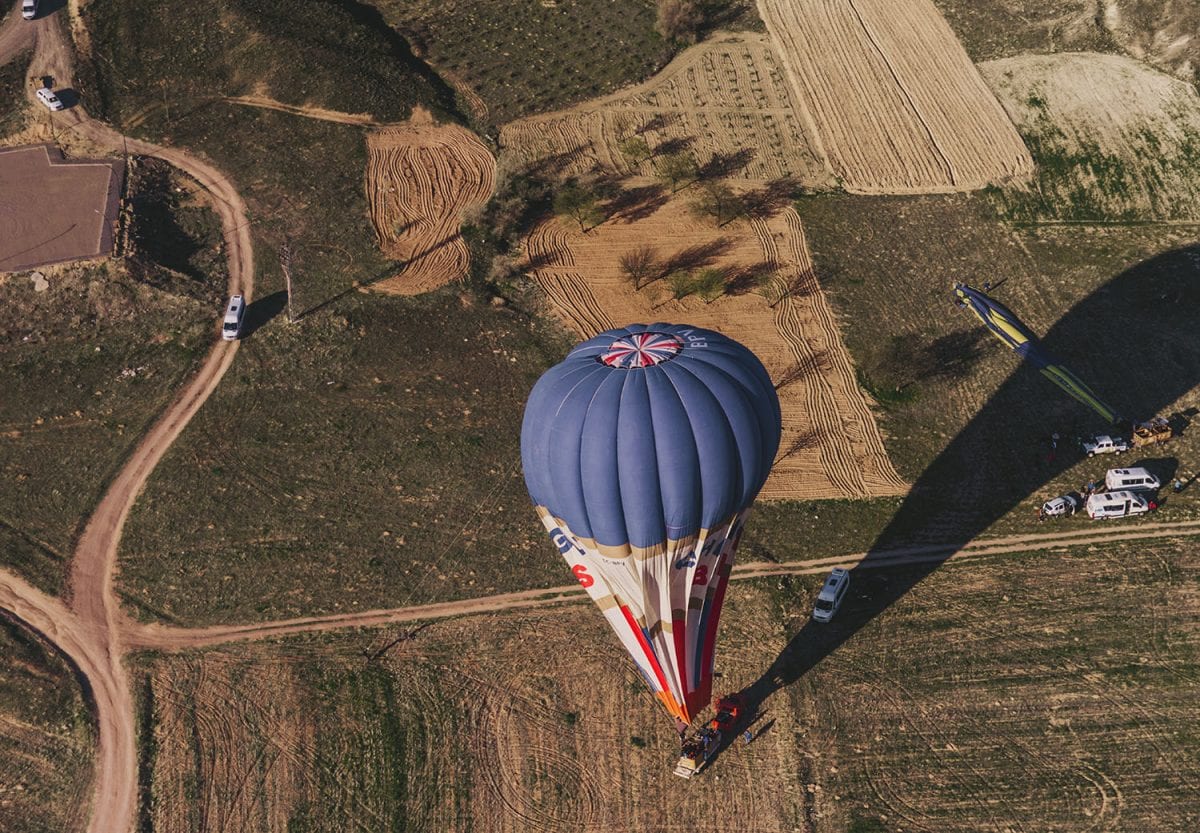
left=981, top=52, right=1200, bottom=220
left=365, top=109, right=495, bottom=295
left=0, top=144, right=123, bottom=272
left=523, top=186, right=905, bottom=500
left=137, top=538, right=1200, bottom=832
left=500, top=34, right=834, bottom=186
left=757, top=0, right=1033, bottom=193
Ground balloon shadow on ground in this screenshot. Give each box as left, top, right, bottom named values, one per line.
left=740, top=243, right=1200, bottom=714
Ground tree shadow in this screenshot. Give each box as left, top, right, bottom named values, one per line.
left=739, top=242, right=1200, bottom=721
left=241, top=291, right=287, bottom=338
left=743, top=177, right=802, bottom=220
left=660, top=238, right=733, bottom=275
left=606, top=183, right=670, bottom=223
left=698, top=149, right=755, bottom=181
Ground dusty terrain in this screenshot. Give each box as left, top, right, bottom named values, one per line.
left=1103, top=0, right=1200, bottom=82
left=0, top=144, right=122, bottom=271
left=524, top=187, right=905, bottom=500
left=755, top=0, right=1033, bottom=193
left=365, top=108, right=495, bottom=294
left=500, top=33, right=833, bottom=185
left=981, top=51, right=1200, bottom=220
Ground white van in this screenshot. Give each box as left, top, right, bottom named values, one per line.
left=1104, top=467, right=1161, bottom=492
left=812, top=567, right=850, bottom=623
left=22, top=0, right=38, bottom=20
left=222, top=294, right=246, bottom=340
left=1086, top=490, right=1152, bottom=520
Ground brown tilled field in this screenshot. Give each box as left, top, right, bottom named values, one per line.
left=981, top=52, right=1200, bottom=221
left=524, top=185, right=905, bottom=501
left=757, top=0, right=1033, bottom=193
left=0, top=144, right=123, bottom=272
left=500, top=34, right=833, bottom=186
left=137, top=539, right=1200, bottom=832
left=365, top=110, right=495, bottom=295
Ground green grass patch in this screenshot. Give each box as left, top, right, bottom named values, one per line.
left=0, top=257, right=222, bottom=596
left=0, top=49, right=30, bottom=137
left=119, top=289, right=574, bottom=624
left=0, top=618, right=94, bottom=833
left=374, top=0, right=707, bottom=126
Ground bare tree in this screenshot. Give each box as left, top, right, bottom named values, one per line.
left=656, top=0, right=704, bottom=44
left=619, top=244, right=659, bottom=290
left=694, top=267, right=727, bottom=304
left=553, top=180, right=604, bottom=232
left=656, top=151, right=699, bottom=192
left=690, top=180, right=746, bottom=226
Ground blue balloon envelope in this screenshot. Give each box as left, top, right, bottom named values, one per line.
left=521, top=324, right=781, bottom=722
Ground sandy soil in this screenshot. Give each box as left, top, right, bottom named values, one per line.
left=224, top=94, right=385, bottom=126
left=365, top=108, right=495, bottom=294
left=1103, top=0, right=1199, bottom=82
left=523, top=185, right=905, bottom=500
left=501, top=33, right=834, bottom=186
left=757, top=0, right=1033, bottom=193
left=981, top=51, right=1200, bottom=219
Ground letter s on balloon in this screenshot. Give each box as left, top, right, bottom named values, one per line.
left=572, top=564, right=594, bottom=588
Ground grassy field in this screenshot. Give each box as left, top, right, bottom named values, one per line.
left=374, top=0, right=762, bottom=127
left=0, top=618, right=94, bottom=833
left=132, top=537, right=1200, bottom=831
left=774, top=193, right=1200, bottom=555
left=0, top=49, right=30, bottom=138
left=0, top=239, right=224, bottom=596
left=84, top=0, right=457, bottom=128
left=769, top=539, right=1200, bottom=832
left=929, top=0, right=1118, bottom=62
left=118, top=289, right=574, bottom=624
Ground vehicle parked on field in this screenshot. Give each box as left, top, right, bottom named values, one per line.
left=1041, top=494, right=1079, bottom=518
left=1105, top=467, right=1161, bottom=492
left=35, top=87, right=64, bottom=111
left=811, top=567, right=850, bottom=623
left=1086, top=490, right=1153, bottom=519
left=222, top=294, right=246, bottom=340
left=1132, top=417, right=1172, bottom=448
left=1081, top=434, right=1129, bottom=457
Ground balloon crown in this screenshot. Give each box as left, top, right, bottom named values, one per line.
left=598, top=332, right=684, bottom=368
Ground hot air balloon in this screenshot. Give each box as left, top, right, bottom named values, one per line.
left=954, top=282, right=1121, bottom=424
left=521, top=324, right=781, bottom=724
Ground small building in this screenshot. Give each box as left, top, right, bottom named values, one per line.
left=0, top=143, right=125, bottom=272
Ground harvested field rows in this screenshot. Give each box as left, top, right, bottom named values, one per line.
left=501, top=35, right=832, bottom=185
left=757, top=0, right=1033, bottom=192
left=365, top=111, right=495, bottom=295
left=981, top=52, right=1200, bottom=221
left=524, top=189, right=905, bottom=500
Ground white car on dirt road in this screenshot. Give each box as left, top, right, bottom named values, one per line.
left=36, top=87, right=64, bottom=111
left=1081, top=434, right=1129, bottom=456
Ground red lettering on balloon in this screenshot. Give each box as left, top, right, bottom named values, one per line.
left=692, top=566, right=709, bottom=586
left=572, top=564, right=594, bottom=588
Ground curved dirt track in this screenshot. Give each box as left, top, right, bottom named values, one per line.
left=1, top=5, right=254, bottom=833
left=365, top=111, right=495, bottom=294
left=123, top=520, right=1200, bottom=651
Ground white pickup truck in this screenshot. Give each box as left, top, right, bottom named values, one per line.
left=1080, top=434, right=1129, bottom=457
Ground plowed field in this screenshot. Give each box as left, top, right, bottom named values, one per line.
left=757, top=0, right=1033, bottom=193
left=524, top=187, right=906, bottom=500
left=500, top=34, right=833, bottom=186
left=981, top=52, right=1200, bottom=221
left=365, top=110, right=495, bottom=295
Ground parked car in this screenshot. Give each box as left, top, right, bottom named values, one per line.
left=222, top=294, right=246, bottom=340
left=811, top=567, right=850, bottom=623
left=1105, top=466, right=1161, bottom=492
left=1081, top=434, right=1129, bottom=457
left=1086, top=490, right=1154, bottom=520
left=22, top=0, right=38, bottom=20
left=1041, top=494, right=1079, bottom=518
left=35, top=87, right=64, bottom=111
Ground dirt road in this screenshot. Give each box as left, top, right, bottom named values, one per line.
left=1, top=5, right=254, bottom=833
left=123, top=519, right=1200, bottom=651
left=0, top=1, right=34, bottom=66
